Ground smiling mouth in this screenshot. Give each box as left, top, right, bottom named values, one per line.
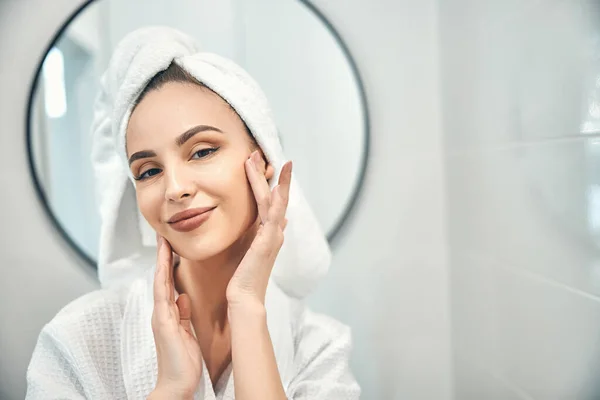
left=167, top=207, right=216, bottom=232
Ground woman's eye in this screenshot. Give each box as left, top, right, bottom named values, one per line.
left=192, top=147, right=218, bottom=159
left=135, top=168, right=161, bottom=181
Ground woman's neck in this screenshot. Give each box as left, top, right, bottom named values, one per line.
left=172, top=220, right=260, bottom=384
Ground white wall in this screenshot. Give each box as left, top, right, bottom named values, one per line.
left=307, top=1, right=452, bottom=398
left=0, top=0, right=451, bottom=399
left=440, top=0, right=600, bottom=398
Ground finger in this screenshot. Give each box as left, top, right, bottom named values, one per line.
left=282, top=218, right=288, bottom=231
left=277, top=160, right=292, bottom=191
left=276, top=161, right=292, bottom=208
left=245, top=151, right=271, bottom=224
left=176, top=294, right=194, bottom=336
left=153, top=237, right=167, bottom=303
left=154, top=237, right=174, bottom=304
left=153, top=238, right=174, bottom=325
left=163, top=239, right=175, bottom=303
left=267, top=186, right=286, bottom=229
left=268, top=161, right=293, bottom=226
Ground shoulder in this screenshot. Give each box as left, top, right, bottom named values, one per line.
left=26, top=286, right=136, bottom=398
left=39, top=283, right=134, bottom=362
left=47, top=286, right=127, bottom=336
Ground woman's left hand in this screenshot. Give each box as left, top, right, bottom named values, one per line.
left=226, top=151, right=292, bottom=306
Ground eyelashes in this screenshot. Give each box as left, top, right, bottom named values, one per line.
left=134, top=168, right=160, bottom=181
left=133, top=147, right=220, bottom=181
left=191, top=147, right=218, bottom=160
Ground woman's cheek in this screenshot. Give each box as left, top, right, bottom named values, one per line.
left=204, top=156, right=247, bottom=194
left=213, top=156, right=257, bottom=219
left=136, top=187, right=162, bottom=231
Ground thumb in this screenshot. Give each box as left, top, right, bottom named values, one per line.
left=176, top=294, right=193, bottom=336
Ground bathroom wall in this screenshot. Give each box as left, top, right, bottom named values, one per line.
left=308, top=0, right=452, bottom=398
left=0, top=0, right=452, bottom=399
left=440, top=0, right=600, bottom=398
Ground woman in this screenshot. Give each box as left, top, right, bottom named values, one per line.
left=25, top=27, right=360, bottom=399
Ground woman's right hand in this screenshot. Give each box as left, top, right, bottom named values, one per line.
left=149, top=236, right=202, bottom=400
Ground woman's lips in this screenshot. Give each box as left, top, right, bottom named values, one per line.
left=168, top=207, right=216, bottom=233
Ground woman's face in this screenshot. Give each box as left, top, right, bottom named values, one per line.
left=126, top=82, right=271, bottom=261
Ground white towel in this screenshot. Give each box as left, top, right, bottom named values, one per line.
left=90, top=26, right=331, bottom=298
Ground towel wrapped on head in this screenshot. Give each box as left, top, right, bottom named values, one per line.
left=90, top=26, right=331, bottom=298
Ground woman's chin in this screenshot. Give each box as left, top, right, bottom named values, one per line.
left=169, top=235, right=227, bottom=262
left=174, top=246, right=219, bottom=263
left=166, top=221, right=255, bottom=263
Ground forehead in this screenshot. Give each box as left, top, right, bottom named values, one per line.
left=126, top=82, right=244, bottom=150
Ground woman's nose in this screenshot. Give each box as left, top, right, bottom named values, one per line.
left=164, top=167, right=195, bottom=202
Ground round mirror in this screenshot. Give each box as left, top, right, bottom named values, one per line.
left=28, top=0, right=369, bottom=265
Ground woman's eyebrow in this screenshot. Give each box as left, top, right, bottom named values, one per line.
left=176, top=124, right=223, bottom=147
left=128, top=150, right=156, bottom=166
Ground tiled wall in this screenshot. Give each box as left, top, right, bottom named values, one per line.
left=440, top=0, right=600, bottom=398
left=308, top=0, right=453, bottom=398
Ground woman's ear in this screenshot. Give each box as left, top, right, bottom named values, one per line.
left=256, top=150, right=275, bottom=180
left=265, top=164, right=275, bottom=180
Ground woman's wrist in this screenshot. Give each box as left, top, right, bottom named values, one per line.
left=227, top=296, right=267, bottom=323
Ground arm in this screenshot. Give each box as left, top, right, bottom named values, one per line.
left=25, top=326, right=86, bottom=399
left=225, top=153, right=292, bottom=400
left=148, top=237, right=203, bottom=400
left=227, top=297, right=361, bottom=400
left=228, top=300, right=287, bottom=400
left=229, top=153, right=358, bottom=399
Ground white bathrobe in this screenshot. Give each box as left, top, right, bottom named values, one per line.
left=25, top=267, right=360, bottom=399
